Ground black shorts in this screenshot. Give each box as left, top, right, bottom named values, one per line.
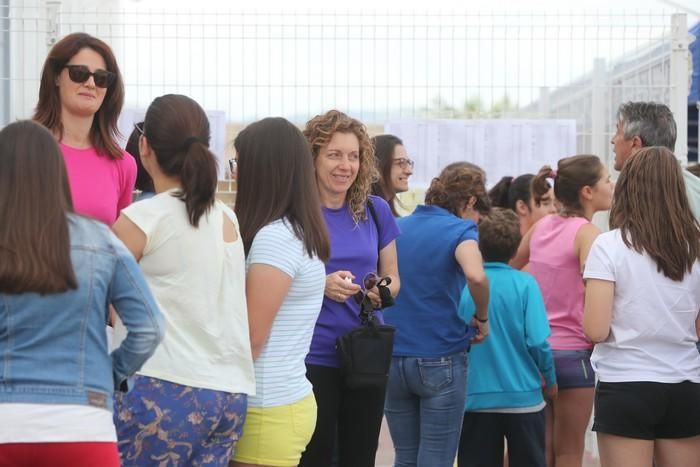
left=593, top=381, right=700, bottom=440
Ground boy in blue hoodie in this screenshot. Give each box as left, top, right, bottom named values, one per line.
left=457, top=208, right=557, bottom=467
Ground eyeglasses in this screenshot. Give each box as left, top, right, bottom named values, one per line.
left=393, top=158, right=415, bottom=169
left=133, top=122, right=144, bottom=136
left=64, top=64, right=116, bottom=88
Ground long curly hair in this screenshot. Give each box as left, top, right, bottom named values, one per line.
left=303, top=110, right=378, bottom=222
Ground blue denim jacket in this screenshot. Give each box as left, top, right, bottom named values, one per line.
left=0, top=214, right=165, bottom=410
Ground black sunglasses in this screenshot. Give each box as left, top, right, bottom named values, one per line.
left=64, top=64, right=116, bottom=88
left=353, top=272, right=387, bottom=305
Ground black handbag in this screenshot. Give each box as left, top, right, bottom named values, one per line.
left=336, top=294, right=395, bottom=389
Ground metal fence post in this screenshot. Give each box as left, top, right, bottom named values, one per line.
left=46, top=1, right=60, bottom=49
left=0, top=1, right=9, bottom=127
left=670, top=13, right=689, bottom=165
left=697, top=101, right=700, bottom=162
left=591, top=58, right=607, bottom=166
left=538, top=86, right=550, bottom=117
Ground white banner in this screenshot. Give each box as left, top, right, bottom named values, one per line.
left=384, top=119, right=577, bottom=187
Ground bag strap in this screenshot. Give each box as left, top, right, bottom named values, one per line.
left=365, top=197, right=396, bottom=311
left=357, top=197, right=382, bottom=323
left=367, top=197, right=381, bottom=255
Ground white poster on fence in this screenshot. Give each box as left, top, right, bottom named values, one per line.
left=384, top=119, right=577, bottom=188
left=117, top=108, right=228, bottom=180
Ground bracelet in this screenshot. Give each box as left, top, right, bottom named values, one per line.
left=474, top=315, right=488, bottom=323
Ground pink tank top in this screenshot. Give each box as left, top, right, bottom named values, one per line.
left=529, top=214, right=592, bottom=350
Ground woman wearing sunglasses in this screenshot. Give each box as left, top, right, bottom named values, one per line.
left=383, top=162, right=491, bottom=467
left=229, top=117, right=330, bottom=467
left=34, top=32, right=135, bottom=226
left=111, top=95, right=255, bottom=466
left=299, top=110, right=401, bottom=467
left=371, top=134, right=414, bottom=217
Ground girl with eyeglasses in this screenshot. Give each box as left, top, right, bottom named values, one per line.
left=111, top=94, right=255, bottom=466
left=371, top=134, right=414, bottom=217
left=34, top=32, right=135, bottom=226
left=299, top=110, right=401, bottom=467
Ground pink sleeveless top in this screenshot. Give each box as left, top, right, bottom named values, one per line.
left=529, top=214, right=592, bottom=350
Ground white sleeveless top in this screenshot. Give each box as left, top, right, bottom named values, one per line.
left=115, top=190, right=255, bottom=395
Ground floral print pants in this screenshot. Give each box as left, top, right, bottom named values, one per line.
left=114, top=376, right=247, bottom=467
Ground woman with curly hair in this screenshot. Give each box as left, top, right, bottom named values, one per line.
left=383, top=162, right=491, bottom=467
left=299, top=110, right=401, bottom=467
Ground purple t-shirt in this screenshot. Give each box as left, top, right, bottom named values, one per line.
left=306, top=195, right=401, bottom=368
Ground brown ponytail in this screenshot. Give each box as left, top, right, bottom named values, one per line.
left=533, top=155, right=603, bottom=213
left=488, top=176, right=514, bottom=208
left=179, top=140, right=218, bottom=227
left=142, top=94, right=217, bottom=227
left=531, top=166, right=554, bottom=205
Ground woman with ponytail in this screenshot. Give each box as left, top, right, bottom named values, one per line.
left=112, top=94, right=254, bottom=466
left=489, top=174, right=557, bottom=235
left=511, top=155, right=613, bottom=467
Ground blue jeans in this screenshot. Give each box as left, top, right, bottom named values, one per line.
left=384, top=350, right=468, bottom=467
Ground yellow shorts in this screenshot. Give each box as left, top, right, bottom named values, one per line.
left=231, top=393, right=317, bottom=466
